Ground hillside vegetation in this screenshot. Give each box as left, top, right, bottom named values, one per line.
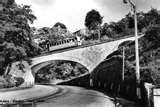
left=107, top=25, right=160, bottom=85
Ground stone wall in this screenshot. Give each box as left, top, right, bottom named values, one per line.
left=9, top=61, right=34, bottom=88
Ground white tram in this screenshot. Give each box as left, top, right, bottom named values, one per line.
left=48, top=38, right=79, bottom=51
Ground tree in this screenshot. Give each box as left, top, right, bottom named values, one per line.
left=137, top=12, right=145, bottom=32
left=85, top=9, right=103, bottom=30
left=0, top=0, right=38, bottom=75
left=101, top=23, right=109, bottom=37
left=53, top=22, right=67, bottom=30
left=144, top=25, right=160, bottom=49
left=37, top=27, right=51, bottom=39
left=144, top=8, right=160, bottom=26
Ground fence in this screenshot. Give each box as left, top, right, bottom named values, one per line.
left=151, top=85, right=160, bottom=107
left=138, top=83, right=160, bottom=107
left=58, top=73, right=138, bottom=101
left=0, top=101, right=36, bottom=107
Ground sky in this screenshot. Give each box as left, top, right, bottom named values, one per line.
left=15, top=0, right=160, bottom=32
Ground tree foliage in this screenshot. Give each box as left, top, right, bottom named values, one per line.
left=108, top=25, right=160, bottom=85
left=103, top=8, right=160, bottom=38
left=53, top=22, right=67, bottom=30
left=34, top=24, right=74, bottom=51
left=144, top=25, right=160, bottom=48
left=0, top=0, right=38, bottom=75
left=101, top=23, right=113, bottom=38
left=85, top=9, right=103, bottom=30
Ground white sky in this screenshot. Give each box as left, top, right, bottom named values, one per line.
left=15, top=0, right=160, bottom=32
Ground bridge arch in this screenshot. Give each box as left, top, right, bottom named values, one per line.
left=32, top=60, right=89, bottom=83
left=31, top=56, right=90, bottom=73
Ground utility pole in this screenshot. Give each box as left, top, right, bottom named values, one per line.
left=122, top=47, right=125, bottom=81
left=134, top=5, right=141, bottom=99
left=123, top=0, right=141, bottom=99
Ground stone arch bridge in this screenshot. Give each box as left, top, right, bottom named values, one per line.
left=31, top=35, right=143, bottom=73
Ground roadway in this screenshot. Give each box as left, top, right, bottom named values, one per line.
left=0, top=84, right=136, bottom=106
left=36, top=85, right=116, bottom=107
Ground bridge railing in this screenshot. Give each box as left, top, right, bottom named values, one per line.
left=47, top=33, right=143, bottom=51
